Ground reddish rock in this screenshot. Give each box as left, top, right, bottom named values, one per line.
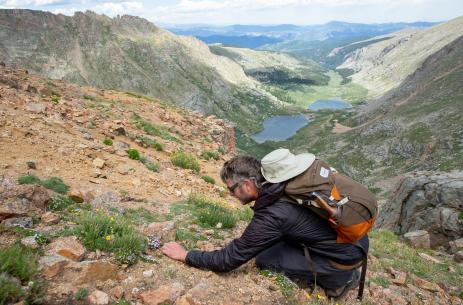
left=46, top=236, right=86, bottom=261
left=110, top=286, right=124, bottom=300
left=387, top=267, right=407, bottom=285
left=39, top=255, right=70, bottom=279
left=68, top=188, right=85, bottom=203
left=140, top=283, right=185, bottom=305
left=187, top=281, right=210, bottom=300
left=413, top=277, right=443, bottom=292
left=74, top=260, right=118, bottom=285
left=88, top=290, right=109, bottom=305
left=41, top=211, right=60, bottom=225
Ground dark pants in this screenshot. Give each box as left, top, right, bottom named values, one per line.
left=255, top=241, right=354, bottom=289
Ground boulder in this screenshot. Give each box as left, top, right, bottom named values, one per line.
left=74, top=260, right=118, bottom=284
left=403, top=230, right=431, bottom=249
left=38, top=255, right=70, bottom=279
left=140, top=283, right=185, bottom=305
left=46, top=236, right=86, bottom=261
left=88, top=290, right=109, bottom=305
left=1, top=216, right=33, bottom=228
left=41, top=211, right=60, bottom=225
left=376, top=171, right=463, bottom=250
left=454, top=250, right=463, bottom=263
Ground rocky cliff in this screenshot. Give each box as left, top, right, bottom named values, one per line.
left=338, top=16, right=463, bottom=97
left=0, top=9, right=286, bottom=134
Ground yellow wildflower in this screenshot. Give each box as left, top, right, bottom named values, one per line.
left=317, top=293, right=324, bottom=299
left=105, top=235, right=111, bottom=241
left=110, top=217, right=115, bottom=222
left=304, top=291, right=311, bottom=299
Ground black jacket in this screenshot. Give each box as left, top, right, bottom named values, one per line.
left=186, top=183, right=368, bottom=272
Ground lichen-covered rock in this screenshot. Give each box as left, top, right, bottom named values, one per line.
left=376, top=171, right=463, bottom=251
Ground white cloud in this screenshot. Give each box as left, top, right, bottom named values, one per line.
left=1, top=0, right=67, bottom=6
left=93, top=1, right=143, bottom=16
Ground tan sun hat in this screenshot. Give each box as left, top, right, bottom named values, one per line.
left=261, top=148, right=315, bottom=183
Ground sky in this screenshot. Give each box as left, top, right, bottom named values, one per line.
left=0, top=0, right=462, bottom=26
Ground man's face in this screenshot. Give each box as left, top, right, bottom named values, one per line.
left=225, top=178, right=258, bottom=205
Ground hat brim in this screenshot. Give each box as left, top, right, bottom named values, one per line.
left=261, top=153, right=315, bottom=183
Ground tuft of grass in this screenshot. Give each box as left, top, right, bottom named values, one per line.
left=123, top=207, right=161, bottom=225
left=114, top=299, right=130, bottom=305
left=133, top=114, right=180, bottom=142
left=200, top=150, right=220, bottom=161
left=138, top=136, right=163, bottom=151
left=259, top=270, right=298, bottom=300
left=50, top=95, right=60, bottom=104
left=72, top=211, right=146, bottom=265
left=0, top=273, right=23, bottom=305
left=201, top=175, right=215, bottom=184
left=18, top=175, right=69, bottom=194
left=0, top=244, right=45, bottom=304
left=40, top=177, right=69, bottom=194
left=127, top=149, right=140, bottom=160
left=370, top=276, right=390, bottom=288
left=171, top=152, right=200, bottom=173
left=75, top=288, right=88, bottom=300
left=187, top=194, right=238, bottom=228
left=0, top=245, right=39, bottom=282
left=145, top=162, right=160, bottom=172
left=103, top=138, right=113, bottom=146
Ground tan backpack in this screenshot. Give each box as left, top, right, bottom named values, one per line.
left=285, top=158, right=378, bottom=244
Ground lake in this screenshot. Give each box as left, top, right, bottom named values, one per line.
left=251, top=115, right=309, bottom=143
left=309, top=99, right=352, bottom=111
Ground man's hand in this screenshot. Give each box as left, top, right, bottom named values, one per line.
left=161, top=242, right=187, bottom=262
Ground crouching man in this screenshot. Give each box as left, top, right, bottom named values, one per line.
left=162, top=151, right=368, bottom=300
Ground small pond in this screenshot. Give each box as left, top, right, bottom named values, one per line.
left=251, top=115, right=309, bottom=143
left=308, top=99, right=352, bottom=111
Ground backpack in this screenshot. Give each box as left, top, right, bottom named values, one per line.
left=284, top=158, right=378, bottom=244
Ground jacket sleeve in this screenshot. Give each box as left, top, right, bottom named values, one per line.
left=185, top=208, right=285, bottom=272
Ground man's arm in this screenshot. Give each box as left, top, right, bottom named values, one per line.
left=165, top=208, right=285, bottom=272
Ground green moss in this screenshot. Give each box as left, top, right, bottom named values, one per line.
left=103, top=138, right=113, bottom=145
left=18, top=175, right=69, bottom=194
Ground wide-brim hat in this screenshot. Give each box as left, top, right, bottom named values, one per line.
left=261, top=148, right=315, bottom=183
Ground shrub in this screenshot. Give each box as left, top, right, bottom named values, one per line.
left=200, top=150, right=220, bottom=161
left=0, top=273, right=23, bottom=304
left=133, top=114, right=179, bottom=142
left=18, top=175, right=69, bottom=194
left=48, top=195, right=74, bottom=211
left=0, top=244, right=39, bottom=282
left=127, top=149, right=140, bottom=160
left=103, top=138, right=113, bottom=145
left=17, top=174, right=41, bottom=185
left=73, top=211, right=146, bottom=265
left=50, top=95, right=60, bottom=104
left=145, top=162, right=160, bottom=172
left=138, top=136, right=163, bottom=151
left=40, top=177, right=69, bottom=194
left=201, top=175, right=215, bottom=184
left=187, top=194, right=238, bottom=228
left=75, top=288, right=88, bottom=300
left=171, top=152, right=200, bottom=173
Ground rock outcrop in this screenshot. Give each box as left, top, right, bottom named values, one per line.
left=377, top=171, right=463, bottom=250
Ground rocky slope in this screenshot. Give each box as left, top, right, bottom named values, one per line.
left=338, top=16, right=463, bottom=97
left=0, top=9, right=287, bottom=134
left=1, top=65, right=462, bottom=305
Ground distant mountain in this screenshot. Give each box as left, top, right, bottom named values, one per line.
left=0, top=9, right=288, bottom=134
left=337, top=16, right=463, bottom=97
left=168, top=21, right=438, bottom=50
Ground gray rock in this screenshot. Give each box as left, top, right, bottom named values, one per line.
left=2, top=216, right=33, bottom=228
left=377, top=171, right=463, bottom=251
left=21, top=236, right=39, bottom=249
left=26, top=103, right=47, bottom=113
left=402, top=230, right=431, bottom=249
left=453, top=250, right=463, bottom=263
left=91, top=191, right=121, bottom=208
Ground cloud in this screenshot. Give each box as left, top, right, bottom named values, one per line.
left=1, top=0, right=69, bottom=6
left=93, top=1, right=143, bottom=16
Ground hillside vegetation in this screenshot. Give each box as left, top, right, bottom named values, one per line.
left=338, top=16, right=463, bottom=97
